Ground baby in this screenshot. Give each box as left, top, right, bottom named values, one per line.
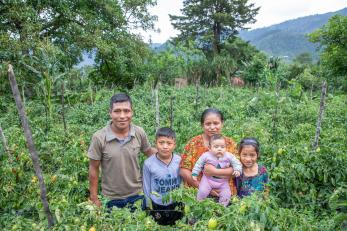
left=192, top=134, right=242, bottom=206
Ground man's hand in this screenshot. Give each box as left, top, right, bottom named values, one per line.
left=90, top=195, right=102, bottom=207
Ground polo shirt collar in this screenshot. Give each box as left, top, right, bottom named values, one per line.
left=105, top=121, right=135, bottom=142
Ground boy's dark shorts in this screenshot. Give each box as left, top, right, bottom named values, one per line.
left=149, top=202, right=184, bottom=226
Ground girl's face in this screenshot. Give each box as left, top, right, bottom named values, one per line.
left=202, top=113, right=223, bottom=138
left=240, top=145, right=258, bottom=168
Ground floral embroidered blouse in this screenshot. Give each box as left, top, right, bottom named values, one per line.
left=180, top=134, right=239, bottom=195
left=235, top=164, right=269, bottom=198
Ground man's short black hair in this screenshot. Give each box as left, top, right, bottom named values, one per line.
left=109, top=93, right=132, bottom=111
left=156, top=127, right=176, bottom=140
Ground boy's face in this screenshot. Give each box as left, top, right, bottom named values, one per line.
left=210, top=138, right=226, bottom=158
left=156, top=136, right=176, bottom=159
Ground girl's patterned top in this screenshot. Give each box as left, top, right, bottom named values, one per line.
left=235, top=164, right=268, bottom=198
left=180, top=134, right=239, bottom=195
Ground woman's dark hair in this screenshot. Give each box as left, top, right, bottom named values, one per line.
left=156, top=127, right=176, bottom=140
left=209, top=134, right=225, bottom=146
left=238, top=137, right=260, bottom=156
left=109, top=93, right=132, bottom=111
left=200, top=108, right=224, bottom=125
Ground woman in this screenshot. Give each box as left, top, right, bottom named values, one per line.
left=180, top=108, right=239, bottom=196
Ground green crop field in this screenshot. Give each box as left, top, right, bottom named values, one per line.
left=1, top=85, right=346, bottom=230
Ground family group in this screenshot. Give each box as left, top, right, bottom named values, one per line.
left=88, top=93, right=268, bottom=225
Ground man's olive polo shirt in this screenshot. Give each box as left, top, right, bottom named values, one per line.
left=88, top=122, right=151, bottom=200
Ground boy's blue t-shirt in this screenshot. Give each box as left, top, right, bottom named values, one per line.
left=143, top=153, right=181, bottom=207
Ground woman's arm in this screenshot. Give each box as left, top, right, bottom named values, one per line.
left=180, top=168, right=199, bottom=188
left=203, top=164, right=233, bottom=178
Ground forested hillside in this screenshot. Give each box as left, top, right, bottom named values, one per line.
left=239, top=7, right=347, bottom=60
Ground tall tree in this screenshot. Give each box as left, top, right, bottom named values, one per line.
left=309, top=15, right=347, bottom=90
left=170, top=0, right=259, bottom=56
left=0, top=1, right=157, bottom=89
left=0, top=1, right=156, bottom=63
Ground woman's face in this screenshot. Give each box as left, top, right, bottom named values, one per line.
left=202, top=113, right=223, bottom=137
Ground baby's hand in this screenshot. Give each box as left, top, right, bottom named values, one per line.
left=233, top=171, right=241, bottom=177
left=192, top=176, right=198, bottom=181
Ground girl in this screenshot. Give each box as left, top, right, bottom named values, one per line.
left=235, top=138, right=268, bottom=198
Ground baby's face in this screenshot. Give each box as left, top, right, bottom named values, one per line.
left=210, top=138, right=226, bottom=158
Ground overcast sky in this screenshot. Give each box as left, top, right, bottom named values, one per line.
left=136, top=0, right=347, bottom=43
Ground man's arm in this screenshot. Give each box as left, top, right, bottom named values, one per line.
left=144, top=147, right=157, bottom=157
left=89, top=159, right=101, bottom=207
left=204, top=164, right=233, bottom=178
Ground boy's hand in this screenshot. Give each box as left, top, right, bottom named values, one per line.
left=192, top=176, right=198, bottom=181
left=233, top=171, right=241, bottom=177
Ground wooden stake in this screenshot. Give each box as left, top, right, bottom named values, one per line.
left=7, top=64, right=54, bottom=227
left=169, top=96, right=174, bottom=129
left=0, top=125, right=9, bottom=155
left=61, top=81, right=67, bottom=134
left=155, top=84, right=160, bottom=131
left=312, top=80, right=327, bottom=151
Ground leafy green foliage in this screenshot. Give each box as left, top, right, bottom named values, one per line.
left=309, top=15, right=347, bottom=90
left=0, top=1, right=157, bottom=90
left=0, top=84, right=346, bottom=229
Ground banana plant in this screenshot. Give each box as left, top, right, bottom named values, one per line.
left=20, top=42, right=67, bottom=131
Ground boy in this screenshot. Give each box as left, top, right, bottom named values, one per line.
left=143, top=127, right=183, bottom=225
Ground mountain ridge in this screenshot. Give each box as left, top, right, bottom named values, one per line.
left=238, top=7, right=347, bottom=60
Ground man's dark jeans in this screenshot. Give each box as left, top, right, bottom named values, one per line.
left=106, top=194, right=145, bottom=212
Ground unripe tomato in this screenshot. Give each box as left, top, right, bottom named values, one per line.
left=51, top=175, right=57, bottom=183
left=239, top=204, right=247, bottom=213
left=277, top=148, right=284, bottom=155
left=89, top=226, right=96, bottom=231
left=184, top=205, right=191, bottom=214
left=207, top=218, right=218, bottom=229
left=232, top=196, right=239, bottom=203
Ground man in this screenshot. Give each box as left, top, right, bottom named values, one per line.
left=88, top=93, right=156, bottom=210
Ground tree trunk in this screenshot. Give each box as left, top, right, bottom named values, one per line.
left=7, top=64, right=54, bottom=227
left=212, top=22, right=221, bottom=56
left=312, top=81, right=327, bottom=151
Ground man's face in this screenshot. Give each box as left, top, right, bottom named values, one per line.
left=156, top=136, right=176, bottom=159
left=109, top=101, right=133, bottom=131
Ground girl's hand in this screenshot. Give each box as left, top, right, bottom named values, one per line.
left=192, top=176, right=198, bottom=181
left=233, top=171, right=241, bottom=177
